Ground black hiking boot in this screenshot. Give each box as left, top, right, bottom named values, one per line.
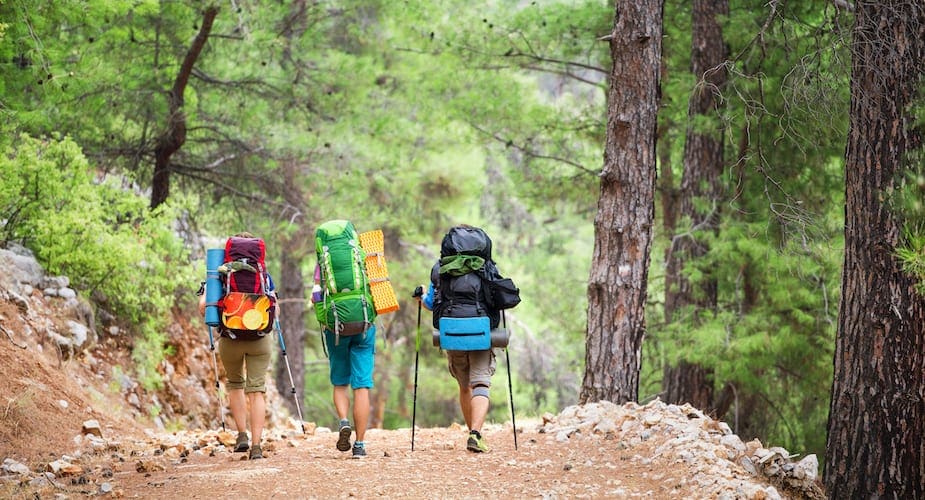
left=351, top=443, right=367, bottom=459
left=234, top=432, right=249, bottom=452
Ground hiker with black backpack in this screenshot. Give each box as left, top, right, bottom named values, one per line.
left=199, top=232, right=278, bottom=460
left=312, top=220, right=379, bottom=459
left=415, top=224, right=519, bottom=453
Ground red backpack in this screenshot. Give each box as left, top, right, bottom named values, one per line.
left=218, top=237, right=276, bottom=340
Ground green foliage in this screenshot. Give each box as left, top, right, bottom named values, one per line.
left=895, top=157, right=925, bottom=294
left=0, top=0, right=866, bottom=461
left=649, top=214, right=840, bottom=456
left=0, top=133, right=195, bottom=389
left=644, top=0, right=851, bottom=458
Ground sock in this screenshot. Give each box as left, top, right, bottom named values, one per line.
left=339, top=418, right=350, bottom=428
left=354, top=440, right=365, bottom=448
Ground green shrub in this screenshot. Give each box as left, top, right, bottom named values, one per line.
left=0, top=133, right=195, bottom=389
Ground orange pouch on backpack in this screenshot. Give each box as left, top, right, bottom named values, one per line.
left=221, top=292, right=273, bottom=332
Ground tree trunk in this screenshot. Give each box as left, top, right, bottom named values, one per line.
left=662, top=0, right=728, bottom=412
left=276, top=243, right=307, bottom=420
left=824, top=2, right=925, bottom=497
left=580, top=0, right=664, bottom=405
left=273, top=160, right=310, bottom=421
left=150, top=6, right=218, bottom=209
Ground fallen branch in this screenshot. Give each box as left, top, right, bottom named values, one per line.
left=0, top=323, right=27, bottom=349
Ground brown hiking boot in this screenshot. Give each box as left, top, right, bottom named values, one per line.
left=249, top=444, right=263, bottom=460
left=234, top=432, right=249, bottom=452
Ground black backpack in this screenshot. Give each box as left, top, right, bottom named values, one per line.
left=431, top=226, right=520, bottom=329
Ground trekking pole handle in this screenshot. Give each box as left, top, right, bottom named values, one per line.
left=412, top=285, right=424, bottom=298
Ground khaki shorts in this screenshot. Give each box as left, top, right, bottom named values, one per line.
left=446, top=349, right=496, bottom=387
left=219, top=334, right=273, bottom=392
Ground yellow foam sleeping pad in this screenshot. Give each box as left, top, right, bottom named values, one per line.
left=358, top=229, right=399, bottom=314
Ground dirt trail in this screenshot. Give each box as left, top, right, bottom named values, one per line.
left=113, top=423, right=688, bottom=499
left=0, top=297, right=803, bottom=500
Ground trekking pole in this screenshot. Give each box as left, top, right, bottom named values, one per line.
left=206, top=325, right=226, bottom=432
left=411, top=286, right=424, bottom=451
left=503, top=311, right=517, bottom=450
left=274, top=318, right=306, bottom=434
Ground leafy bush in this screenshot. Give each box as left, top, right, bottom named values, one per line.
left=0, top=134, right=196, bottom=389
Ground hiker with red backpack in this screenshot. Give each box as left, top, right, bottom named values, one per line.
left=199, top=232, right=278, bottom=460
left=415, top=224, right=520, bottom=453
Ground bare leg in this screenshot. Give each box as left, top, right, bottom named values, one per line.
left=333, top=385, right=350, bottom=420
left=458, top=384, right=473, bottom=429
left=228, top=388, right=247, bottom=433
left=469, top=394, right=490, bottom=433
left=353, top=388, right=369, bottom=442
left=248, top=391, right=266, bottom=444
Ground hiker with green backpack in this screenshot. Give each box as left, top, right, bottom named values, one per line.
left=312, top=220, right=378, bottom=459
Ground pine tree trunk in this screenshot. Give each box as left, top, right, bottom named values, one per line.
left=824, top=2, right=925, bottom=497
left=580, top=0, right=664, bottom=405
left=150, top=6, right=218, bottom=209
left=662, top=0, right=728, bottom=412
left=273, top=160, right=310, bottom=421
left=276, top=246, right=307, bottom=420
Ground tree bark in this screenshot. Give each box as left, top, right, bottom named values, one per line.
left=276, top=242, right=307, bottom=420
left=824, top=2, right=925, bottom=497
left=150, top=6, right=219, bottom=209
left=274, top=160, right=310, bottom=421
left=662, top=0, right=728, bottom=412
left=580, top=0, right=664, bottom=405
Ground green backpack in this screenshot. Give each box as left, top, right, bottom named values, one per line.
left=315, top=220, right=377, bottom=342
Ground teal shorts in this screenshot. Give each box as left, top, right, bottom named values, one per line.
left=324, top=325, right=376, bottom=389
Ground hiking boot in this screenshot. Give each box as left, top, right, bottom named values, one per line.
left=466, top=430, right=489, bottom=453
left=351, top=443, right=367, bottom=459
left=336, top=422, right=352, bottom=452
left=249, top=444, right=263, bottom=460
left=234, top=432, right=249, bottom=452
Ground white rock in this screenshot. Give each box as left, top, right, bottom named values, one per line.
left=82, top=419, right=103, bottom=438
left=2, top=458, right=31, bottom=475
left=593, top=417, right=617, bottom=434
left=66, top=320, right=88, bottom=347
left=794, top=454, right=818, bottom=481
left=720, top=434, right=746, bottom=457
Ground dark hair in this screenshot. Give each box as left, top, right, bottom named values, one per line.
left=233, top=232, right=255, bottom=238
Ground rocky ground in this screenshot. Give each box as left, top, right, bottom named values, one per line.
left=0, top=245, right=826, bottom=498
